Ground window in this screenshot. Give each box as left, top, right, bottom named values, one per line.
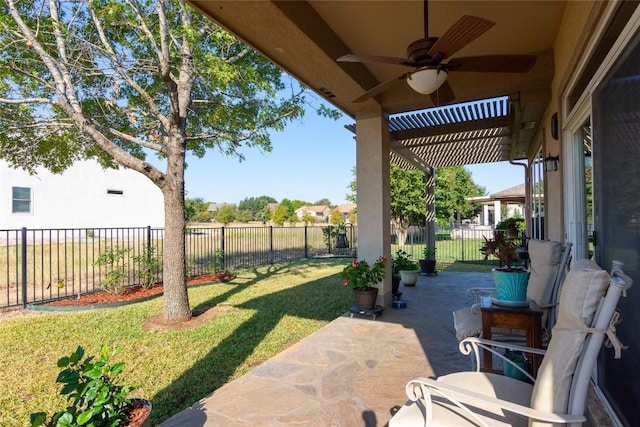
left=529, top=149, right=545, bottom=240
left=12, top=186, right=31, bottom=213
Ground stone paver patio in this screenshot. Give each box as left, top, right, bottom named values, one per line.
left=159, top=270, right=490, bottom=426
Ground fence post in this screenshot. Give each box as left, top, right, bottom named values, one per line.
left=269, top=226, right=274, bottom=264
left=21, top=227, right=27, bottom=308
left=304, top=225, right=308, bottom=259
left=221, top=226, right=226, bottom=270
left=461, top=223, right=465, bottom=262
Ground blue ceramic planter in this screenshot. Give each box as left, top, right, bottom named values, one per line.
left=492, top=268, right=530, bottom=302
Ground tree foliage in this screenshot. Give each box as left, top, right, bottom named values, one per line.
left=238, top=195, right=278, bottom=219
left=271, top=204, right=290, bottom=226
left=214, top=204, right=238, bottom=225
left=184, top=198, right=211, bottom=222
left=347, top=164, right=486, bottom=231
left=0, top=0, right=315, bottom=321
left=435, top=166, right=486, bottom=226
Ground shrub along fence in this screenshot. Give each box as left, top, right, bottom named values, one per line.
left=0, top=224, right=357, bottom=309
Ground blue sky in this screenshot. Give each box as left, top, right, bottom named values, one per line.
left=177, top=107, right=526, bottom=206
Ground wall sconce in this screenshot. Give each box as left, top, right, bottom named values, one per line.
left=544, top=153, right=559, bottom=172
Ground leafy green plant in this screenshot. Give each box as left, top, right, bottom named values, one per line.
left=391, top=250, right=419, bottom=274
left=495, top=217, right=525, bottom=231
left=95, top=247, right=130, bottom=294
left=340, top=256, right=387, bottom=290
left=422, top=246, right=436, bottom=260
left=30, top=346, right=134, bottom=427
left=210, top=249, right=226, bottom=274
left=482, top=232, right=518, bottom=269
left=133, top=246, right=161, bottom=289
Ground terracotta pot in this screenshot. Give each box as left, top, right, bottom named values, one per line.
left=353, top=287, right=378, bottom=308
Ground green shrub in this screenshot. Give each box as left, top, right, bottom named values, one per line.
left=133, top=246, right=161, bottom=289
left=95, top=246, right=130, bottom=294
left=30, top=346, right=134, bottom=427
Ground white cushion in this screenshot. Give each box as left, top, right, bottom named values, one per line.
left=526, top=240, right=564, bottom=307
left=390, top=373, right=533, bottom=427
left=453, top=307, right=482, bottom=341
left=529, top=260, right=609, bottom=426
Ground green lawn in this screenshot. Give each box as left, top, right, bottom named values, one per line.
left=0, top=259, right=352, bottom=427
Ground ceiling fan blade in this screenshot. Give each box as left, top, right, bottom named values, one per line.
left=447, top=55, right=537, bottom=73
left=429, top=80, right=455, bottom=106
left=428, top=15, right=495, bottom=59
left=338, top=54, right=415, bottom=67
left=352, top=72, right=411, bottom=103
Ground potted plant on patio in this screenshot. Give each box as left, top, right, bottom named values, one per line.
left=496, top=217, right=524, bottom=238
left=341, top=256, right=387, bottom=308
left=392, top=249, right=420, bottom=287
left=418, top=246, right=437, bottom=276
left=30, top=345, right=151, bottom=427
left=482, top=232, right=530, bottom=304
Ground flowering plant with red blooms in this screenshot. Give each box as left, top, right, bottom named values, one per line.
left=340, top=256, right=387, bottom=290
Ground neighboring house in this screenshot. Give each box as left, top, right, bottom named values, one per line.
left=468, top=184, right=526, bottom=226
left=336, top=203, right=357, bottom=223
left=207, top=202, right=235, bottom=214
left=0, top=159, right=164, bottom=229
left=295, top=205, right=330, bottom=222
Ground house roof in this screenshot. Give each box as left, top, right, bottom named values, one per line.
left=187, top=1, right=566, bottom=171
left=337, top=203, right=357, bottom=213
left=491, top=183, right=525, bottom=199
left=296, top=205, right=330, bottom=214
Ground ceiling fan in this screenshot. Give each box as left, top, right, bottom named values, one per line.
left=337, top=0, right=537, bottom=105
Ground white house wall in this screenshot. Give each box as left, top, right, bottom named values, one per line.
left=0, top=159, right=164, bottom=230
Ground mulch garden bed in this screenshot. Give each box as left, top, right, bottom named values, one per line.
left=44, top=272, right=236, bottom=307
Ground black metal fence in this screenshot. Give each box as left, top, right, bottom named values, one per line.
left=1, top=224, right=357, bottom=309
left=2, top=222, right=502, bottom=309
left=391, top=223, right=501, bottom=266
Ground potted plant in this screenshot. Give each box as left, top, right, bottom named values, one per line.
left=495, top=217, right=524, bottom=238
left=392, top=249, right=420, bottom=286
left=418, top=246, right=437, bottom=276
left=30, top=345, right=151, bottom=427
left=341, top=256, right=387, bottom=308
left=482, top=232, right=530, bottom=303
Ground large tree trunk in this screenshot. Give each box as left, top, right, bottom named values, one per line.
left=162, top=140, right=191, bottom=322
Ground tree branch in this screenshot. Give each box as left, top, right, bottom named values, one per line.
left=108, top=127, right=166, bottom=154
left=0, top=97, right=52, bottom=104
left=6, top=0, right=82, bottom=114
left=88, top=5, right=170, bottom=131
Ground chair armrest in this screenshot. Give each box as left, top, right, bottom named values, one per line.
left=459, top=337, right=546, bottom=382
left=466, top=287, right=496, bottom=299
left=405, top=376, right=587, bottom=425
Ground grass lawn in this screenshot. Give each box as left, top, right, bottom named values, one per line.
left=0, top=259, right=353, bottom=426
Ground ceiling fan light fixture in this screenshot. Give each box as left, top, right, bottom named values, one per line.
left=406, top=68, right=448, bottom=94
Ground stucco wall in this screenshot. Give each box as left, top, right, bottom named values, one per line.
left=539, top=1, right=598, bottom=241
left=0, top=159, right=164, bottom=229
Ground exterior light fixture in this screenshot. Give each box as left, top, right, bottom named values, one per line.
left=544, top=153, right=559, bottom=172
left=406, top=68, right=448, bottom=94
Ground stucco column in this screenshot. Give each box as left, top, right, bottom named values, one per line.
left=483, top=204, right=490, bottom=226
left=355, top=105, right=392, bottom=307
left=493, top=200, right=502, bottom=226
